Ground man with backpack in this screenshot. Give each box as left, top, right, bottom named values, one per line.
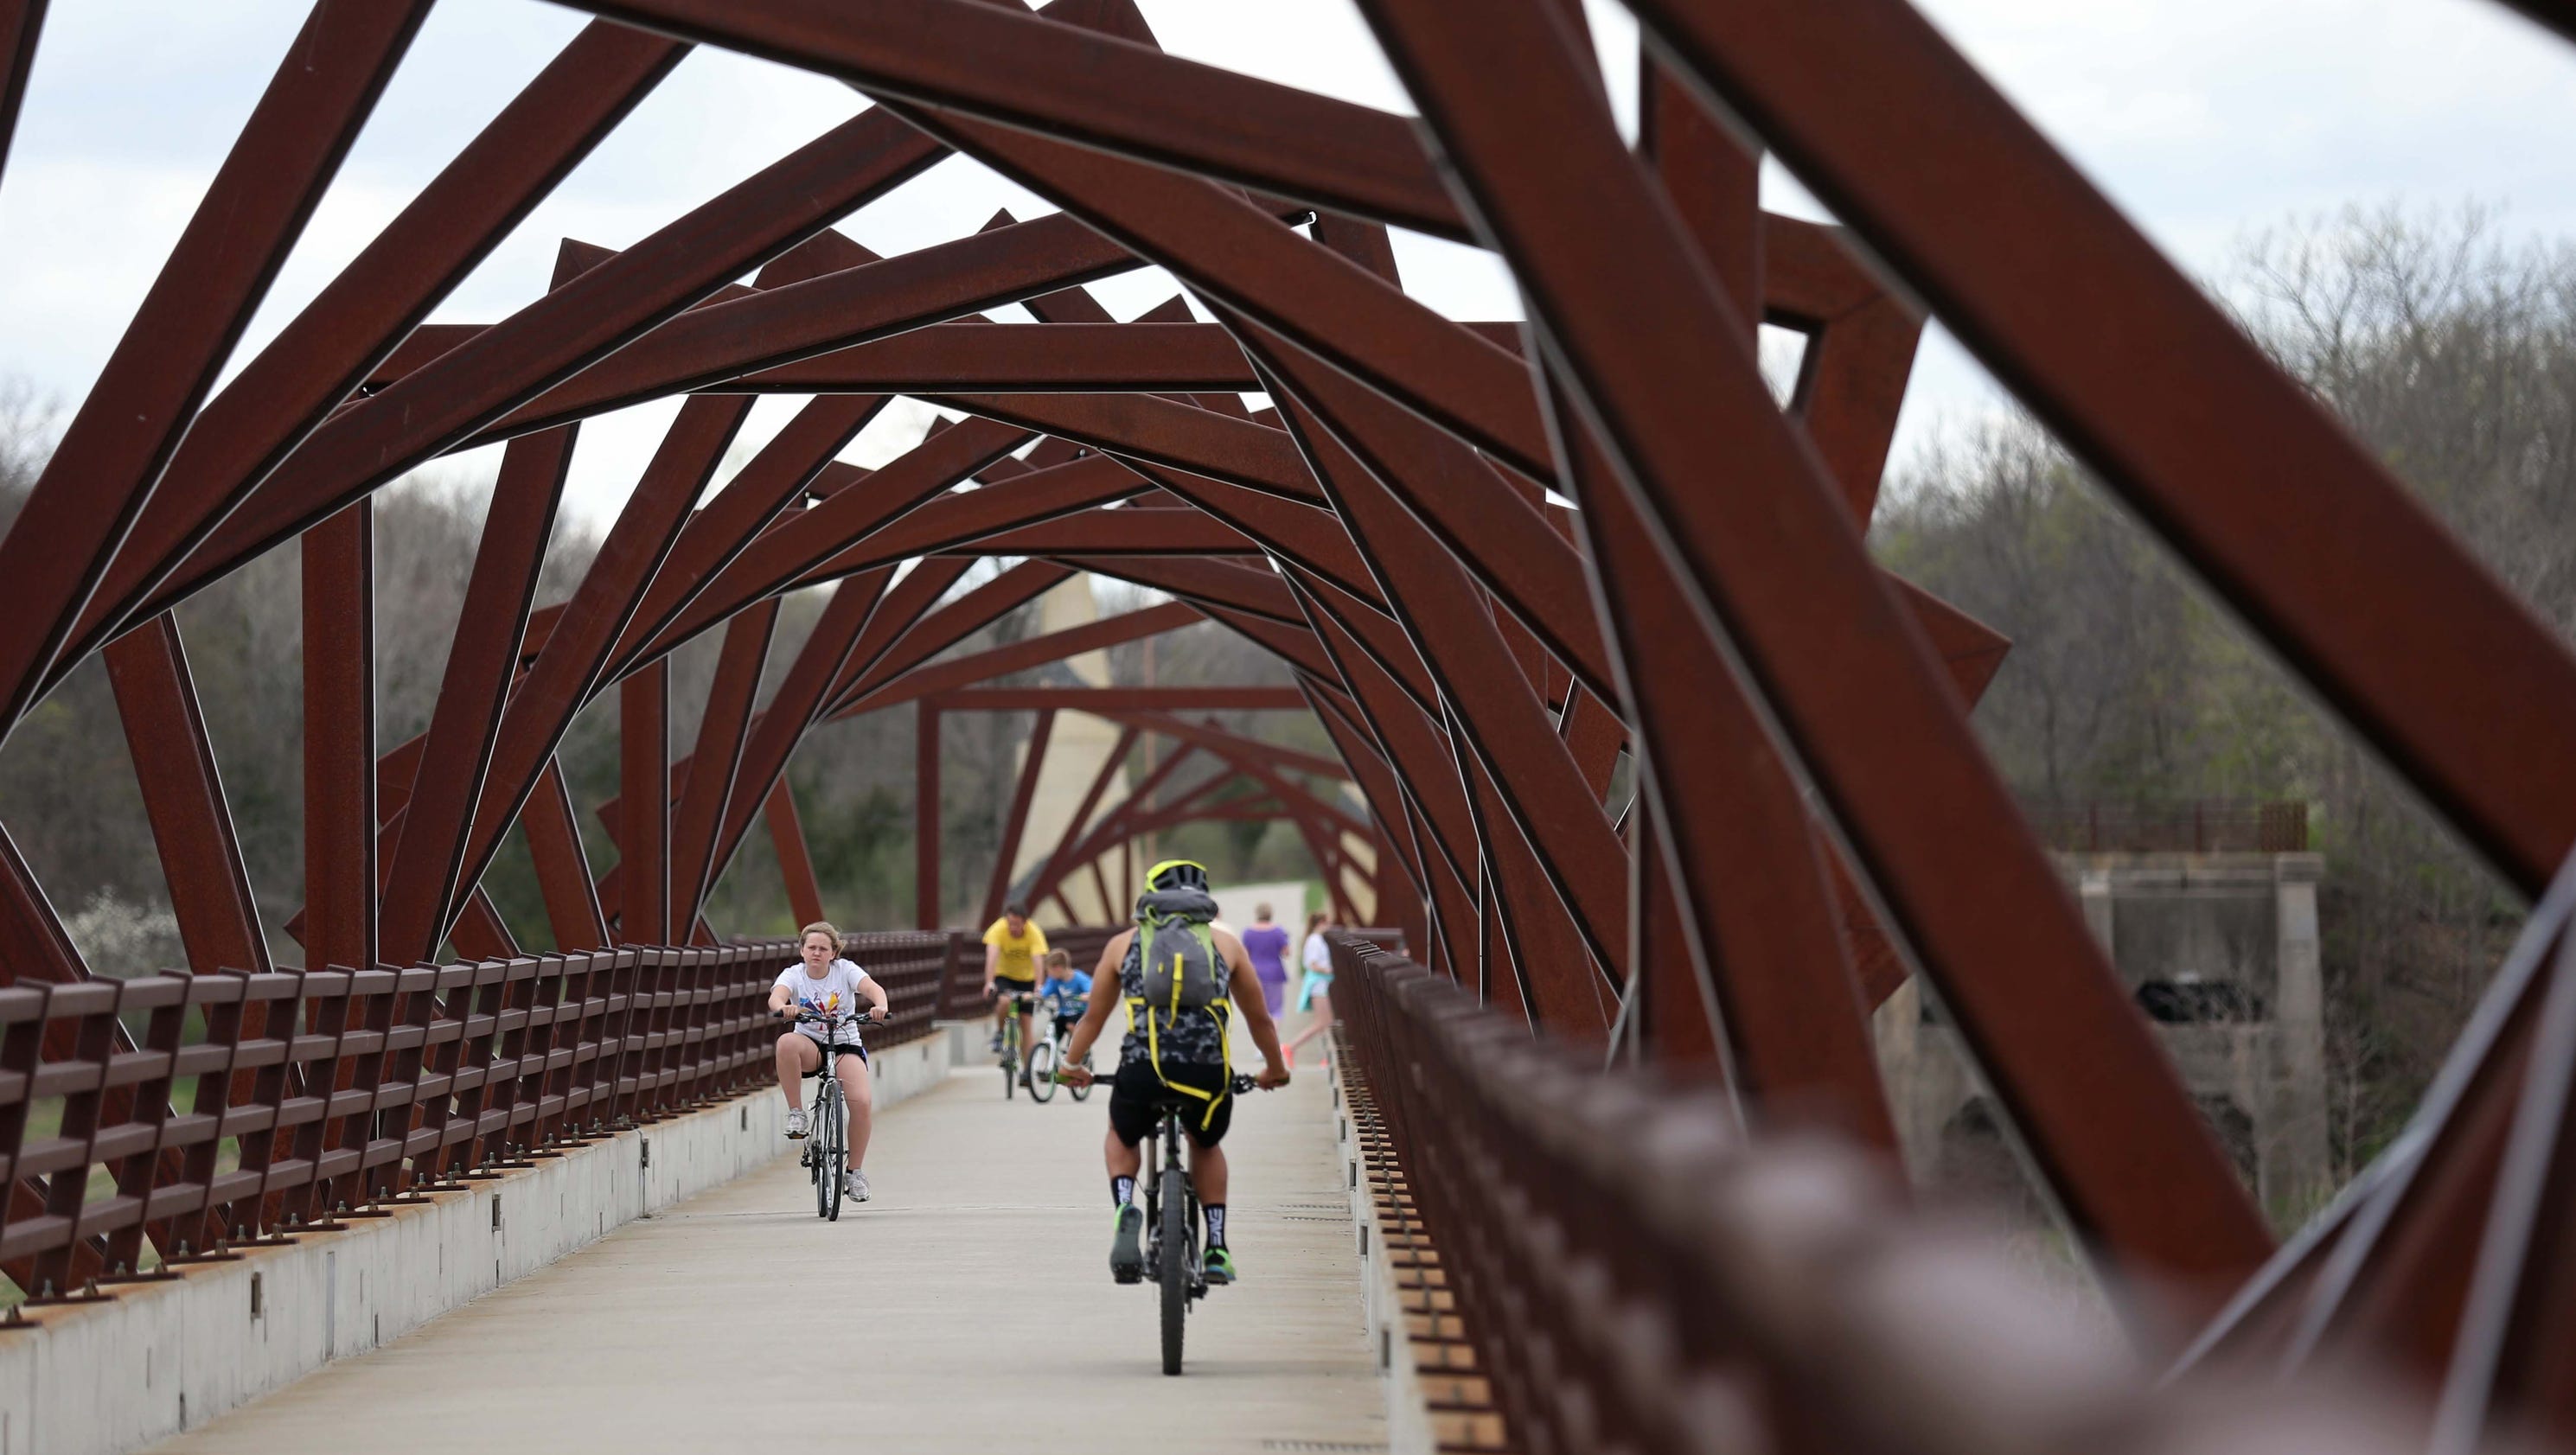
left=1058, top=860, right=1292, bottom=1286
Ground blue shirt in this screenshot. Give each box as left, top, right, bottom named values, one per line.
left=1037, top=970, right=1091, bottom=1013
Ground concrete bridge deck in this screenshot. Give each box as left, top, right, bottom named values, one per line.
left=143, top=1056, right=1386, bottom=1455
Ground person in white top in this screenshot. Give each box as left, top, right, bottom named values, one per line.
left=1283, top=912, right=1339, bottom=1070
left=768, top=922, right=890, bottom=1203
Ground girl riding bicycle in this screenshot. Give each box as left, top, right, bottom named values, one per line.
left=770, top=922, right=890, bottom=1203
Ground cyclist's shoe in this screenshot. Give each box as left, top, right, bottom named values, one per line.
left=1109, top=1203, right=1145, bottom=1284
left=784, top=1107, right=809, bottom=1139
left=988, top=1031, right=1005, bottom=1054
left=843, top=1168, right=869, bottom=1203
left=1204, top=1248, right=1237, bottom=1286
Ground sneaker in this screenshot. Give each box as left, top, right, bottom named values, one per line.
left=784, top=1107, right=809, bottom=1139
left=988, top=1031, right=1005, bottom=1054
left=843, top=1168, right=869, bottom=1203
left=1204, top=1247, right=1237, bottom=1286
left=1109, top=1203, right=1145, bottom=1284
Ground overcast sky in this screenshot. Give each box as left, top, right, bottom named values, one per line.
left=0, top=0, right=2571, bottom=530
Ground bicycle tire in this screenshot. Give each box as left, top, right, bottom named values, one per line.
left=1001, top=1021, right=1017, bottom=1100
left=819, top=1082, right=844, bottom=1222
left=1070, top=1053, right=1094, bottom=1102
left=1160, top=1171, right=1191, bottom=1375
left=1026, top=1038, right=1057, bottom=1101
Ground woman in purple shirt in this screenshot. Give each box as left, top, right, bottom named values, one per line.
left=1241, top=903, right=1293, bottom=1016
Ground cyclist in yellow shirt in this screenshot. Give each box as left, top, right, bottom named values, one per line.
left=982, top=901, right=1049, bottom=1078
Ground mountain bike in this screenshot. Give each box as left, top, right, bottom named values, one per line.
left=994, top=986, right=1039, bottom=1099
left=1140, top=1073, right=1257, bottom=1375
left=778, top=1008, right=872, bottom=1222
left=1023, top=999, right=1094, bottom=1104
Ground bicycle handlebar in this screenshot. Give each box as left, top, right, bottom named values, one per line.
left=776, top=1008, right=879, bottom=1026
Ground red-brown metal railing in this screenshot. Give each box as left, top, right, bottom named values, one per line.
left=1326, top=930, right=2439, bottom=1455
left=2024, top=800, right=2311, bottom=855
left=0, top=933, right=955, bottom=1302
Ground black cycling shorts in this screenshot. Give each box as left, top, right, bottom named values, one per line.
left=1108, top=1059, right=1232, bottom=1149
left=787, top=1035, right=867, bottom=1067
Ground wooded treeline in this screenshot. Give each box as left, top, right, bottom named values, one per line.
left=1871, top=205, right=2576, bottom=1177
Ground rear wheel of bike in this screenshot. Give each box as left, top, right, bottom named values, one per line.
left=1026, top=1038, right=1057, bottom=1101
left=817, top=1082, right=844, bottom=1222
left=1160, top=1172, right=1191, bottom=1375
left=1069, top=1052, right=1094, bottom=1102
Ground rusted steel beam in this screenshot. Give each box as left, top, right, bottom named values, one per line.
left=379, top=423, right=578, bottom=967
left=102, top=615, right=272, bottom=976
left=787, top=453, right=1150, bottom=591
left=303, top=501, right=378, bottom=973
left=365, top=318, right=1266, bottom=398
left=1564, top=404, right=1893, bottom=1143
left=618, top=660, right=672, bottom=947
left=1356, top=0, right=2270, bottom=1296
left=604, top=388, right=889, bottom=676
left=0, top=1, right=46, bottom=196
left=925, top=392, right=1322, bottom=505
left=1103, top=712, right=1353, bottom=788
left=1640, top=0, right=2576, bottom=902
left=670, top=598, right=780, bottom=926
left=638, top=416, right=1034, bottom=662
left=766, top=783, right=828, bottom=929
left=126, top=81, right=979, bottom=624
left=447, top=395, right=755, bottom=935
left=825, top=561, right=1074, bottom=717
left=932, top=507, right=1259, bottom=560
left=927, top=686, right=1307, bottom=712
left=917, top=702, right=942, bottom=929
left=702, top=571, right=897, bottom=895
left=1244, top=329, right=1628, bottom=988
left=1115, top=463, right=1390, bottom=609
left=1024, top=744, right=1205, bottom=909
left=1765, top=223, right=1923, bottom=524
left=524, top=757, right=610, bottom=952
left=1054, top=556, right=1306, bottom=629
left=2432, top=920, right=2576, bottom=1450
left=1295, top=603, right=1478, bottom=894
left=478, top=216, right=1150, bottom=444
left=721, top=322, right=1257, bottom=393
left=816, top=560, right=975, bottom=718
left=835, top=601, right=1199, bottom=718
left=896, top=105, right=1556, bottom=488
left=553, top=0, right=1467, bottom=240
left=981, top=711, right=1058, bottom=927
left=0, top=1, right=431, bottom=730
left=67, top=22, right=685, bottom=671
left=1023, top=723, right=1139, bottom=913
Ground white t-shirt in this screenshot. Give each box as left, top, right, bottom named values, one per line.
left=777, top=959, right=873, bottom=1046
left=1303, top=932, right=1332, bottom=973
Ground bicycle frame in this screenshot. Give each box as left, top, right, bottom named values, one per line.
left=1141, top=1103, right=1204, bottom=1297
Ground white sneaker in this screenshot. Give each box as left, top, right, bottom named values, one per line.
left=843, top=1168, right=869, bottom=1203
left=785, top=1107, right=809, bottom=1139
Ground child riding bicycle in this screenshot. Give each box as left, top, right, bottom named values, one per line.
left=769, top=922, right=890, bottom=1203
left=1037, top=948, right=1091, bottom=1031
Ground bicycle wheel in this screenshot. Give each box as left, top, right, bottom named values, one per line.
left=1069, top=1051, right=1095, bottom=1102
left=1160, top=1172, right=1191, bottom=1375
left=818, top=1082, right=843, bottom=1222
left=1026, top=1037, right=1057, bottom=1102
left=1001, top=1021, right=1018, bottom=1100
